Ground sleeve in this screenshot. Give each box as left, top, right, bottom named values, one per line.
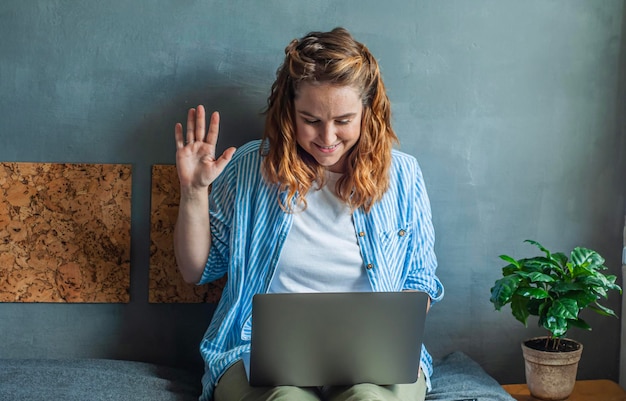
left=196, top=160, right=236, bottom=285
left=402, top=163, right=444, bottom=304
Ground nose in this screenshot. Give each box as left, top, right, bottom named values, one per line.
left=319, top=123, right=336, bottom=145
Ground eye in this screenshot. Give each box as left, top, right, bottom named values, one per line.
left=336, top=119, right=351, bottom=125
left=304, top=118, right=319, bottom=125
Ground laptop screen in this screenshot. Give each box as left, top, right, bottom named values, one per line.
left=248, top=291, right=429, bottom=387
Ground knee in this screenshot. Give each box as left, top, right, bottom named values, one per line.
left=265, top=386, right=320, bottom=401
left=337, top=383, right=391, bottom=401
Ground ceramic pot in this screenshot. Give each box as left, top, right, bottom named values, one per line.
left=521, top=337, right=583, bottom=401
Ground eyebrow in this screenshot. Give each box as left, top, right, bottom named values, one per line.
left=297, top=110, right=358, bottom=120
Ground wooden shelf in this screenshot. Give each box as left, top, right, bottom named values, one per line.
left=502, top=379, right=626, bottom=401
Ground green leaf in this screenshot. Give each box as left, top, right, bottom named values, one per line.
left=516, top=269, right=555, bottom=283
left=588, top=302, right=618, bottom=318
left=566, top=291, right=597, bottom=309
left=502, top=264, right=519, bottom=276
left=594, top=274, right=622, bottom=291
left=551, top=252, right=569, bottom=268
left=527, top=298, right=546, bottom=316
left=499, top=255, right=520, bottom=268
left=581, top=273, right=622, bottom=297
left=593, top=286, right=608, bottom=298
left=571, top=264, right=593, bottom=278
left=570, top=247, right=605, bottom=271
left=525, top=239, right=550, bottom=257
left=565, top=262, right=574, bottom=276
left=551, top=282, right=584, bottom=293
left=567, top=318, right=591, bottom=331
left=537, top=300, right=549, bottom=317
left=548, top=298, right=579, bottom=320
left=526, top=272, right=556, bottom=283
left=511, top=296, right=530, bottom=325
left=543, top=315, right=567, bottom=337
left=516, top=287, right=549, bottom=299
left=603, top=275, right=623, bottom=292
left=490, top=275, right=522, bottom=309
left=578, top=275, right=606, bottom=288
left=524, top=257, right=560, bottom=272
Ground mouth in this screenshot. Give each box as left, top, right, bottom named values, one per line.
left=315, top=143, right=339, bottom=153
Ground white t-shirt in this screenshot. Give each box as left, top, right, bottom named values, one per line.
left=268, top=172, right=371, bottom=293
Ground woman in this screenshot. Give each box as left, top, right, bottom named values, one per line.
left=174, top=27, right=444, bottom=401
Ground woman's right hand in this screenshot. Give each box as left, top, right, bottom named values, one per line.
left=174, top=105, right=236, bottom=190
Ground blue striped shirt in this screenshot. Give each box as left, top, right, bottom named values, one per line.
left=197, top=140, right=444, bottom=400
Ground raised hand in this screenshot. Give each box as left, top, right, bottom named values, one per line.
left=174, top=105, right=236, bottom=190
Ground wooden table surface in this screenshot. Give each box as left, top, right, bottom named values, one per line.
left=502, top=380, right=626, bottom=401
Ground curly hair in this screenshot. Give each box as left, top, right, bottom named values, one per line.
left=261, top=27, right=397, bottom=213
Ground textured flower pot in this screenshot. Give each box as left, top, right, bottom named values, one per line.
left=521, top=337, right=583, bottom=401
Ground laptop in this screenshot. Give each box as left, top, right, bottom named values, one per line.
left=245, top=291, right=429, bottom=387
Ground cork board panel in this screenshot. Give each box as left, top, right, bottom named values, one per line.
left=149, top=165, right=225, bottom=303
left=0, top=163, right=131, bottom=303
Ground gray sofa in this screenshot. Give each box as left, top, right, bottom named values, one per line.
left=0, top=351, right=514, bottom=401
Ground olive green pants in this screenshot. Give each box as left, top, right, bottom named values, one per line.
left=214, top=360, right=427, bottom=401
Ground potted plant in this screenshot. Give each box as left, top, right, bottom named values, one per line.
left=490, top=239, right=622, bottom=401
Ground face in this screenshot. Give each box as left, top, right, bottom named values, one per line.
left=294, top=82, right=363, bottom=173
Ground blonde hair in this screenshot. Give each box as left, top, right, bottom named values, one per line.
left=261, top=27, right=397, bottom=213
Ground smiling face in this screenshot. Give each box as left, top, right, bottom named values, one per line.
left=293, top=82, right=363, bottom=174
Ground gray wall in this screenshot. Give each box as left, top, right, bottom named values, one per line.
left=1, top=0, right=625, bottom=385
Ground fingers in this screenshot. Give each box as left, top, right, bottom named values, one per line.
left=185, top=108, right=196, bottom=146
left=205, top=110, right=220, bottom=150
left=175, top=106, right=220, bottom=154
left=174, top=122, right=184, bottom=149
left=195, top=105, right=206, bottom=142
left=213, top=146, right=237, bottom=171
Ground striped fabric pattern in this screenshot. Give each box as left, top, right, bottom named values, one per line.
left=197, top=140, right=444, bottom=400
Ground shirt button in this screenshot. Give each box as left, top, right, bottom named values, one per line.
left=366, top=263, right=374, bottom=270
left=358, top=231, right=365, bottom=237
left=398, top=229, right=406, bottom=237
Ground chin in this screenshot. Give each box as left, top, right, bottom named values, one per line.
left=315, top=158, right=339, bottom=168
